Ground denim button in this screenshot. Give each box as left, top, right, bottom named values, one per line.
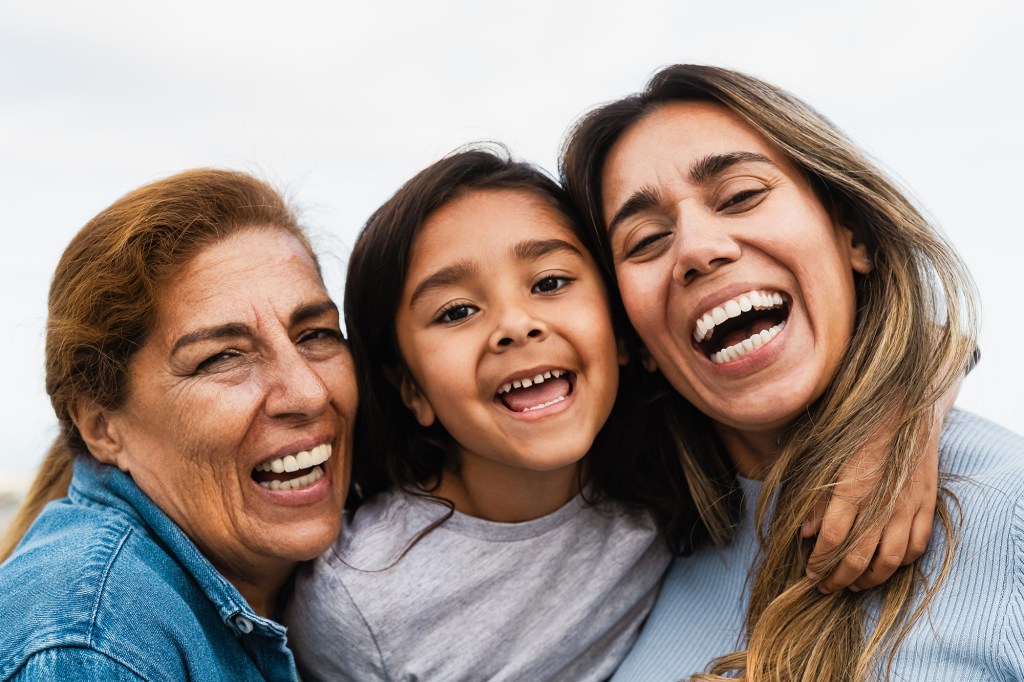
left=234, top=615, right=254, bottom=634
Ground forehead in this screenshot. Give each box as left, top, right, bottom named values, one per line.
left=619, top=101, right=772, bottom=161
left=410, top=189, right=583, bottom=265
left=155, top=228, right=326, bottom=334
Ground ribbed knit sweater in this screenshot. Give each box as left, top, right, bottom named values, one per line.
left=614, top=410, right=1024, bottom=680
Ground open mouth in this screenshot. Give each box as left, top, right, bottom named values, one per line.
left=251, top=442, right=331, bottom=491
left=692, top=289, right=789, bottom=365
left=496, top=369, right=575, bottom=413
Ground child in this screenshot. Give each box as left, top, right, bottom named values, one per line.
left=284, top=148, right=671, bottom=680
left=283, top=146, right=944, bottom=680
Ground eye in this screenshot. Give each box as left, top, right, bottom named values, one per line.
left=435, top=302, right=479, bottom=324
left=532, top=275, right=573, bottom=294
left=718, top=187, right=768, bottom=212
left=299, top=327, right=344, bottom=344
left=194, top=350, right=242, bottom=373
left=623, top=230, right=672, bottom=260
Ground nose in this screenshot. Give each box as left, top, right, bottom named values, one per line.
left=264, top=344, right=331, bottom=420
left=671, top=208, right=741, bottom=285
left=488, top=299, right=548, bottom=352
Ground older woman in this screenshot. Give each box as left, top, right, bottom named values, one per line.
left=562, top=66, right=1024, bottom=680
left=0, top=169, right=356, bottom=680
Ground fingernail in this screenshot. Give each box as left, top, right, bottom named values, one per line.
left=818, top=586, right=831, bottom=595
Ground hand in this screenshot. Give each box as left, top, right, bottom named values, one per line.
left=801, top=375, right=960, bottom=594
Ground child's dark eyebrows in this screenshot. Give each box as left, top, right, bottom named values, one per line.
left=408, top=260, right=478, bottom=307
left=512, top=238, right=584, bottom=262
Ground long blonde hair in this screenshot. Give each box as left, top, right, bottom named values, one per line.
left=561, top=64, right=977, bottom=680
left=0, top=169, right=311, bottom=562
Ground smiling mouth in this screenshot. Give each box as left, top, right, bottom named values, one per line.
left=496, top=369, right=575, bottom=412
left=251, top=442, right=331, bottom=491
left=692, top=289, right=790, bottom=364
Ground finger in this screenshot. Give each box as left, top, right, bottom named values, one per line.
left=806, top=491, right=859, bottom=581
left=852, top=510, right=912, bottom=590
left=801, top=495, right=827, bottom=539
left=905, top=496, right=935, bottom=565
left=818, top=526, right=882, bottom=594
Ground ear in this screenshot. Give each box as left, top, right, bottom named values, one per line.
left=840, top=225, right=872, bottom=275
left=397, top=371, right=437, bottom=428
left=71, top=402, right=130, bottom=472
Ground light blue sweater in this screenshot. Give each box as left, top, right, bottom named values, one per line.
left=614, top=410, right=1024, bottom=681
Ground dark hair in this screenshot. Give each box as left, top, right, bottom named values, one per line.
left=344, top=145, right=698, bottom=545
left=1, top=168, right=311, bottom=561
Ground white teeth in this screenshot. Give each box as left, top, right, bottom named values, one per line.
left=710, top=320, right=786, bottom=365
left=692, top=289, right=787, bottom=343
left=255, top=443, right=332, bottom=474
left=258, top=465, right=325, bottom=491
left=498, top=370, right=565, bottom=395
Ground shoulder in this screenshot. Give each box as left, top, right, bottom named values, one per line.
left=939, top=410, right=1024, bottom=528
left=8, top=647, right=146, bottom=681
left=330, top=487, right=450, bottom=569
left=0, top=499, right=226, bottom=680
left=940, top=409, right=1024, bottom=481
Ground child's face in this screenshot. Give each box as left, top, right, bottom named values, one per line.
left=394, top=188, right=621, bottom=476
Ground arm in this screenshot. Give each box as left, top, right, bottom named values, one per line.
left=803, top=375, right=959, bottom=594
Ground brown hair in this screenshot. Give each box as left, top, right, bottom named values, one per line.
left=561, top=64, right=977, bottom=680
left=0, top=168, right=311, bottom=561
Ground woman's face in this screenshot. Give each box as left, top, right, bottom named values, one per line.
left=102, top=228, right=355, bottom=584
left=600, top=101, right=869, bottom=437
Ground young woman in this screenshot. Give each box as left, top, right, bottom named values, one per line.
left=561, top=64, right=1023, bottom=681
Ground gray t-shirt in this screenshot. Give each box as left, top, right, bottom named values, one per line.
left=285, top=487, right=671, bottom=681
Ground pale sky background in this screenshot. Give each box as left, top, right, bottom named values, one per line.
left=2, top=0, right=1021, bottom=489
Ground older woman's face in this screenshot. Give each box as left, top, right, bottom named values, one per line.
left=105, top=228, right=355, bottom=582
left=600, top=101, right=870, bottom=435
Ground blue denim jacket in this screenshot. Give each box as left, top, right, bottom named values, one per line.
left=0, top=457, right=300, bottom=681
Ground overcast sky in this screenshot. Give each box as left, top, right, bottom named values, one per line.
left=2, top=0, right=1021, bottom=484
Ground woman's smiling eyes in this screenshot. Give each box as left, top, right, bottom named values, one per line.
left=617, top=182, right=771, bottom=261
left=192, top=327, right=344, bottom=374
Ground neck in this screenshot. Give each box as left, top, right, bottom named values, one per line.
left=714, top=423, right=783, bottom=480
left=435, top=455, right=582, bottom=523
left=215, top=560, right=293, bottom=619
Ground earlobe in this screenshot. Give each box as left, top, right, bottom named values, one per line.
left=842, top=226, right=872, bottom=275
left=398, top=372, right=437, bottom=427
left=72, top=402, right=128, bottom=471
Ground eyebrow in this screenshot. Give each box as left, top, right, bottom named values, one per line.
left=606, top=151, right=777, bottom=237
left=409, top=261, right=478, bottom=307
left=512, top=238, right=583, bottom=261
left=170, top=299, right=338, bottom=355
left=407, top=238, right=584, bottom=307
